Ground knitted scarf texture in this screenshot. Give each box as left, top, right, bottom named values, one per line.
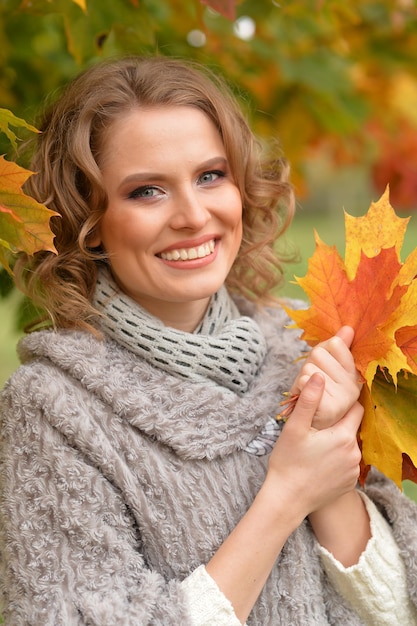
left=94, top=269, right=281, bottom=455
left=93, top=269, right=267, bottom=395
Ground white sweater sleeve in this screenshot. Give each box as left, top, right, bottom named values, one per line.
left=180, top=492, right=417, bottom=626
left=318, top=491, right=417, bottom=626
left=180, top=565, right=245, bottom=626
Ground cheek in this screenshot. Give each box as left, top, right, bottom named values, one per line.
left=99, top=212, right=139, bottom=249
left=234, top=221, right=243, bottom=254
left=227, top=197, right=243, bottom=257
left=226, top=187, right=243, bottom=226
left=232, top=196, right=244, bottom=239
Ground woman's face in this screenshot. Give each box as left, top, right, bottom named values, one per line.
left=93, top=106, right=243, bottom=331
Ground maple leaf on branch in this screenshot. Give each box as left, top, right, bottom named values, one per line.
left=0, top=156, right=58, bottom=273
left=284, top=187, right=417, bottom=488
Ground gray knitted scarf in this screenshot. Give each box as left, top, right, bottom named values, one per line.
left=93, top=269, right=267, bottom=396
left=93, top=269, right=281, bottom=455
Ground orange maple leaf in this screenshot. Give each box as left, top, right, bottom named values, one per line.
left=396, top=326, right=417, bottom=370
left=289, top=243, right=409, bottom=387
left=0, top=156, right=58, bottom=271
left=285, top=188, right=417, bottom=488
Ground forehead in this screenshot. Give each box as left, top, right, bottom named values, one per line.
left=99, top=106, right=226, bottom=168
left=109, top=105, right=219, bottom=138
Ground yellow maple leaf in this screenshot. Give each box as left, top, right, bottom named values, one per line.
left=0, top=108, right=39, bottom=151
left=360, top=369, right=417, bottom=487
left=344, top=186, right=409, bottom=279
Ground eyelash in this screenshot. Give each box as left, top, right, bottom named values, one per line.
left=127, top=186, right=159, bottom=200
left=126, top=169, right=226, bottom=200
left=199, top=169, right=226, bottom=183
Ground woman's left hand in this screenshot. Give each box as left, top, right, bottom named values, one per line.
left=289, top=326, right=363, bottom=430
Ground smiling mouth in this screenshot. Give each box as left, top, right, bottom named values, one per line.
left=159, top=239, right=216, bottom=261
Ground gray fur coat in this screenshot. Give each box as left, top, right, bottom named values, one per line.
left=1, top=299, right=417, bottom=625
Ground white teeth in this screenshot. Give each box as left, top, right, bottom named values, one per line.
left=161, top=240, right=215, bottom=261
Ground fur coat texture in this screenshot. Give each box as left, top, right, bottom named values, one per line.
left=1, top=298, right=417, bottom=625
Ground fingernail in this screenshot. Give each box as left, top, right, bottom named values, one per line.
left=309, top=373, right=324, bottom=387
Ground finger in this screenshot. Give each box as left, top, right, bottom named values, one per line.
left=289, top=329, right=358, bottom=397
left=309, top=339, right=357, bottom=378
left=291, top=372, right=325, bottom=430
left=335, top=325, right=355, bottom=349
left=339, top=401, right=364, bottom=434
left=288, top=343, right=354, bottom=397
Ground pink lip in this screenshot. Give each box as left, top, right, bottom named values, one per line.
left=158, top=234, right=218, bottom=255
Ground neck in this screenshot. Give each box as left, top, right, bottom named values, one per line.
left=93, top=269, right=268, bottom=395
left=135, top=297, right=211, bottom=333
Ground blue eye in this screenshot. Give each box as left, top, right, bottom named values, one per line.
left=198, top=170, right=225, bottom=184
left=128, top=186, right=160, bottom=200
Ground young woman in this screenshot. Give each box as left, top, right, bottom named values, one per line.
left=1, top=56, right=416, bottom=625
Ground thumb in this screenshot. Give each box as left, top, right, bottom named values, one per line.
left=336, top=325, right=355, bottom=349
left=292, top=372, right=325, bottom=430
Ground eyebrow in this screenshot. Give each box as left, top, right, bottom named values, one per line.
left=118, top=156, right=229, bottom=190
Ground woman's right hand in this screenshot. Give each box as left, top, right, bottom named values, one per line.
left=266, top=373, right=363, bottom=520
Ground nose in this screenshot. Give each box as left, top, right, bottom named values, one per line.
left=169, top=186, right=211, bottom=231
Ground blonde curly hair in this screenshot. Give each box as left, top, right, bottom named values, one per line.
left=15, top=55, right=295, bottom=331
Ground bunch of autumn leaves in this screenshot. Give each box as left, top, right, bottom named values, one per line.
left=285, top=188, right=417, bottom=489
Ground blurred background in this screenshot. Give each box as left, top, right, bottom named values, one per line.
left=1, top=0, right=417, bottom=499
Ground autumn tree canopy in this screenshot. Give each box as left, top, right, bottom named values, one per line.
left=1, top=0, right=417, bottom=267
left=2, top=2, right=417, bottom=172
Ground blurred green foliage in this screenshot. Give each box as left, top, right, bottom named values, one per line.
left=1, top=0, right=417, bottom=323
left=1, top=0, right=417, bottom=180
